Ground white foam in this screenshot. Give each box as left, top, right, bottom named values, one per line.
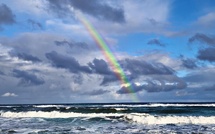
left=124, top=113, right=215, bottom=125
left=1, top=111, right=215, bottom=125
left=103, top=103, right=215, bottom=108
left=148, top=104, right=215, bottom=107
left=0, top=106, right=20, bottom=108
left=33, top=105, right=64, bottom=108
left=0, top=111, right=123, bottom=118
left=114, top=108, right=128, bottom=111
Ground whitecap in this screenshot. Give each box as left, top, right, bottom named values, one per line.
left=124, top=113, right=215, bottom=125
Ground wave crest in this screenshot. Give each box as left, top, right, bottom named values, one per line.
left=0, top=111, right=123, bottom=118
left=1, top=111, right=215, bottom=125
left=124, top=113, right=215, bottom=125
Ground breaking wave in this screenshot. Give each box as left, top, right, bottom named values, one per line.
left=0, top=111, right=123, bottom=119
left=103, top=103, right=215, bottom=107
left=1, top=111, right=215, bottom=125
left=123, top=113, right=215, bottom=125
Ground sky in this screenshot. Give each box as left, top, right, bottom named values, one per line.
left=0, top=0, right=215, bottom=104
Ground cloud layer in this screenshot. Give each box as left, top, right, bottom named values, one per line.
left=0, top=1, right=215, bottom=103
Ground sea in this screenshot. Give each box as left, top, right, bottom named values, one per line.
left=0, top=103, right=215, bottom=134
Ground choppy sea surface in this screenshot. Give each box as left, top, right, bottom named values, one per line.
left=0, top=103, right=215, bottom=134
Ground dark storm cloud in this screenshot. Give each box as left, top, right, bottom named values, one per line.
left=197, top=48, right=215, bottom=62
left=189, top=33, right=215, bottom=47
left=117, top=75, right=187, bottom=94
left=46, top=0, right=125, bottom=23
left=55, top=40, right=89, bottom=50
left=13, top=69, right=45, bottom=86
left=88, top=58, right=111, bottom=75
left=81, top=89, right=109, bottom=96
left=0, top=3, right=15, bottom=30
left=9, top=51, right=41, bottom=62
left=121, top=59, right=174, bottom=76
left=147, top=39, right=165, bottom=47
left=45, top=51, right=91, bottom=73
left=27, top=19, right=43, bottom=30
left=180, top=55, right=197, bottom=69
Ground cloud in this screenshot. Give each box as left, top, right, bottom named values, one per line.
left=175, top=90, right=188, bottom=97
left=183, top=67, right=215, bottom=91
left=101, top=57, right=176, bottom=86
left=100, top=57, right=176, bottom=86
left=0, top=3, right=15, bottom=30
left=27, top=19, right=43, bottom=30
left=0, top=33, right=63, bottom=57
left=180, top=55, right=197, bottom=69
left=55, top=40, right=89, bottom=50
left=117, top=75, right=187, bottom=94
left=119, top=0, right=170, bottom=33
left=135, top=52, right=182, bottom=70
left=196, top=12, right=215, bottom=28
left=0, top=43, right=34, bottom=69
left=46, top=51, right=92, bottom=73
left=0, top=71, right=4, bottom=75
left=117, top=83, right=143, bottom=94
left=9, top=50, right=41, bottom=62
left=197, top=47, right=215, bottom=62
left=86, top=58, right=118, bottom=86
left=147, top=39, right=165, bottom=47
left=0, top=33, right=187, bottom=101
left=46, top=0, right=125, bottom=23
left=88, top=58, right=112, bottom=75
left=121, top=58, right=174, bottom=76
left=81, top=89, right=110, bottom=96
left=189, top=33, right=215, bottom=47
left=2, top=92, right=17, bottom=97
left=13, top=69, right=45, bottom=86
left=44, top=0, right=172, bottom=36
left=100, top=74, right=118, bottom=86
left=1, top=0, right=47, bottom=17
left=205, top=84, right=215, bottom=91
left=142, top=75, right=187, bottom=92
left=188, top=33, right=215, bottom=62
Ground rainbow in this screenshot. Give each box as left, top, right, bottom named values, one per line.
left=78, top=14, right=139, bottom=102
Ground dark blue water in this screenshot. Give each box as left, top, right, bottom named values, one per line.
left=0, top=103, right=215, bottom=133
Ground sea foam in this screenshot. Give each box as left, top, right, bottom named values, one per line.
left=1, top=111, right=215, bottom=125
left=124, top=113, right=215, bottom=125
left=0, top=111, right=123, bottom=118
left=103, top=103, right=215, bottom=107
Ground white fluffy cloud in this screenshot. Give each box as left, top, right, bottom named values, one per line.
left=2, top=92, right=18, bottom=97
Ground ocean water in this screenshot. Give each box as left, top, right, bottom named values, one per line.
left=0, top=103, right=215, bottom=134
